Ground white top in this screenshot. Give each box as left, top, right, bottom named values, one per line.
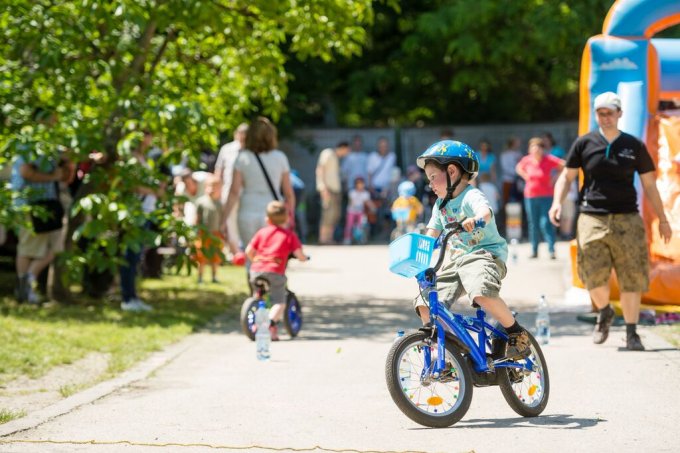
left=499, top=149, right=523, bottom=183
left=234, top=148, right=290, bottom=219
left=341, top=151, right=368, bottom=188
left=366, top=151, right=396, bottom=191
left=316, top=148, right=341, bottom=193
left=347, top=189, right=371, bottom=213
left=215, top=140, right=241, bottom=202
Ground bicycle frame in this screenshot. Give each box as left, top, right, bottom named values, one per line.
left=415, top=223, right=537, bottom=379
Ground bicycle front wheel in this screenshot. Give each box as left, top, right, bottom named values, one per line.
left=385, top=331, right=473, bottom=428
left=497, top=331, right=550, bottom=417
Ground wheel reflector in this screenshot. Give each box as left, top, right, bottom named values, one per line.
left=427, top=396, right=443, bottom=406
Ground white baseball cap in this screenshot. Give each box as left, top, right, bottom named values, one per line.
left=594, top=92, right=621, bottom=111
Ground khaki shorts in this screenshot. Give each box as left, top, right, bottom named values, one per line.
left=576, top=213, right=649, bottom=292
left=320, top=191, right=341, bottom=227
left=17, top=227, right=64, bottom=259
left=414, top=249, right=507, bottom=313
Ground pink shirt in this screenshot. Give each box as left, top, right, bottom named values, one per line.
left=516, top=154, right=562, bottom=198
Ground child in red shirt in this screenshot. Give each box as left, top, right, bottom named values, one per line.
left=245, top=201, right=308, bottom=340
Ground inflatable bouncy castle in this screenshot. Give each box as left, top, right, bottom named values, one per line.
left=576, top=0, right=680, bottom=305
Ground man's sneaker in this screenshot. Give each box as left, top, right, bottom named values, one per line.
left=131, top=298, right=153, bottom=312
left=593, top=305, right=615, bottom=344
left=506, top=330, right=531, bottom=359
left=626, top=333, right=645, bottom=351
left=121, top=299, right=153, bottom=312
left=269, top=324, right=280, bottom=341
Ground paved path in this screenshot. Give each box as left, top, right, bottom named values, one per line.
left=1, top=241, right=679, bottom=453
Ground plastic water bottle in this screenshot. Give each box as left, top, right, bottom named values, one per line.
left=255, top=301, right=271, bottom=361
left=535, top=295, right=550, bottom=345
left=510, top=238, right=518, bottom=264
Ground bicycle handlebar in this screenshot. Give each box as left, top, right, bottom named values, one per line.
left=427, top=218, right=485, bottom=276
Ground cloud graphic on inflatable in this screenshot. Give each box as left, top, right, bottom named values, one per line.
left=600, top=57, right=638, bottom=70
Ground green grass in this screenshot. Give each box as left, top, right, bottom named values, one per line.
left=0, top=263, right=249, bottom=387
left=0, top=408, right=26, bottom=424
left=657, top=324, right=680, bottom=348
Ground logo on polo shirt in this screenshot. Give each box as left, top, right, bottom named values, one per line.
left=618, top=148, right=635, bottom=160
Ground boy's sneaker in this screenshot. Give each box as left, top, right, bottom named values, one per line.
left=593, top=305, right=615, bottom=344
left=269, top=324, right=280, bottom=341
left=506, top=330, right=531, bottom=359
left=626, top=333, right=645, bottom=351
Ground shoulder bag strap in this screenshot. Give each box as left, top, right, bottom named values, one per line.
left=253, top=151, right=279, bottom=201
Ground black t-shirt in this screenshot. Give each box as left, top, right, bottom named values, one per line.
left=565, top=130, right=655, bottom=214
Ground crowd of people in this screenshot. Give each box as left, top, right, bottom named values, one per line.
left=314, top=130, right=577, bottom=259
left=7, top=97, right=672, bottom=352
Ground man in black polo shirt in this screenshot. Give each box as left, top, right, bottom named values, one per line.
left=549, top=91, right=672, bottom=351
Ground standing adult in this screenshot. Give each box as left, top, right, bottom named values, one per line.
left=221, top=117, right=295, bottom=252
left=11, top=152, right=68, bottom=304
left=549, top=92, right=672, bottom=351
left=542, top=132, right=566, bottom=159
left=499, top=136, right=523, bottom=206
left=516, top=137, right=564, bottom=259
left=315, top=141, right=350, bottom=245
left=366, top=136, right=396, bottom=236
left=340, top=134, right=368, bottom=192
left=119, top=132, right=159, bottom=312
left=477, top=139, right=497, bottom=184
left=214, top=122, right=248, bottom=254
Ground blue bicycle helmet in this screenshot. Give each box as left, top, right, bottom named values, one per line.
left=416, top=140, right=479, bottom=180
left=416, top=140, right=480, bottom=208
left=397, top=180, right=416, bottom=197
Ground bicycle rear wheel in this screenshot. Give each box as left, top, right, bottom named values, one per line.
left=240, top=297, right=259, bottom=341
left=385, top=331, right=473, bottom=428
left=283, top=290, right=303, bottom=338
left=497, top=331, right=550, bottom=416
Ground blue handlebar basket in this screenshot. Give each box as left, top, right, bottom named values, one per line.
left=388, top=233, right=436, bottom=278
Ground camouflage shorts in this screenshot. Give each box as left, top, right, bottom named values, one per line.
left=576, top=213, right=649, bottom=292
left=414, top=249, right=507, bottom=313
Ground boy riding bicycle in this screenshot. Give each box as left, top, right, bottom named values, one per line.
left=415, top=140, right=531, bottom=359
left=245, top=201, right=308, bottom=340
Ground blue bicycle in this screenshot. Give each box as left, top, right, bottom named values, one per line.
left=385, top=222, right=550, bottom=428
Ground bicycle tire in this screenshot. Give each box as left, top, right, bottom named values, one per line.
left=385, top=331, right=473, bottom=428
left=497, top=331, right=550, bottom=417
left=240, top=297, right=259, bottom=341
left=283, top=290, right=303, bottom=338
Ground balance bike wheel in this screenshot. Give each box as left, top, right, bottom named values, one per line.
left=284, top=290, right=303, bottom=338
left=240, top=297, right=259, bottom=341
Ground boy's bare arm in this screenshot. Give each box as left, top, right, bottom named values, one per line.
left=425, top=228, right=440, bottom=238
left=292, top=248, right=308, bottom=262
left=245, top=244, right=256, bottom=262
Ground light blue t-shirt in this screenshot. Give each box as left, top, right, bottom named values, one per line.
left=427, top=185, right=508, bottom=262
left=11, top=155, right=58, bottom=206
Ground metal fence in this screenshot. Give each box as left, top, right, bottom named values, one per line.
left=280, top=121, right=578, bottom=240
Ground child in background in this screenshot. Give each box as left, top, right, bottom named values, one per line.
left=246, top=201, right=308, bottom=340
left=194, top=175, right=224, bottom=283
left=415, top=140, right=531, bottom=359
left=477, top=172, right=500, bottom=214
left=343, top=176, right=375, bottom=245
left=391, top=181, right=424, bottom=232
